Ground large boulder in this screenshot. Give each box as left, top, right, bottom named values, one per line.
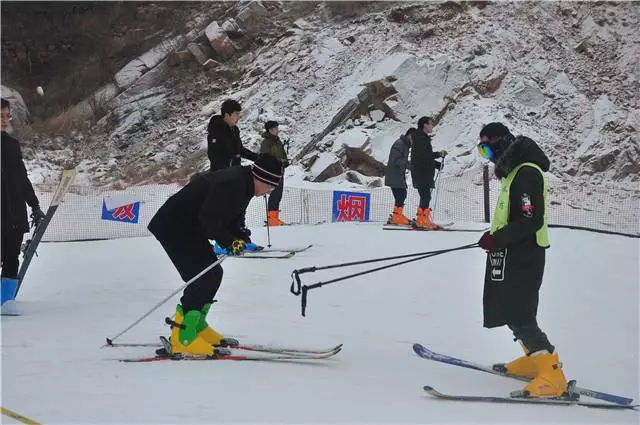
left=114, top=58, right=148, bottom=91
left=343, top=147, right=386, bottom=177
left=205, top=21, right=235, bottom=59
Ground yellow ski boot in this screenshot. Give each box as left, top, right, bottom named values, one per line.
left=521, top=351, right=568, bottom=397
left=198, top=303, right=225, bottom=346
left=169, top=305, right=214, bottom=356
left=493, top=343, right=537, bottom=379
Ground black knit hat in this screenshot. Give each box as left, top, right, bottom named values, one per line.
left=480, top=122, right=511, bottom=139
left=265, top=120, right=279, bottom=131
left=252, top=153, right=282, bottom=187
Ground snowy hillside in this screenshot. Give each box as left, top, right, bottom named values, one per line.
left=2, top=224, right=638, bottom=424
left=5, top=1, right=638, bottom=191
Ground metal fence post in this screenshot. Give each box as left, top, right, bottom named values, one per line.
left=483, top=165, right=490, bottom=223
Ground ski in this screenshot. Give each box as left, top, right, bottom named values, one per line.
left=238, top=251, right=295, bottom=259
left=413, top=343, right=634, bottom=406
left=106, top=340, right=342, bottom=355
left=423, top=385, right=638, bottom=409
left=119, top=347, right=341, bottom=363
left=383, top=224, right=486, bottom=233
left=259, top=244, right=313, bottom=253
left=16, top=168, right=76, bottom=294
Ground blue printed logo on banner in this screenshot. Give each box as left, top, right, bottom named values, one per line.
left=332, top=190, right=370, bottom=222
left=101, top=200, right=140, bottom=223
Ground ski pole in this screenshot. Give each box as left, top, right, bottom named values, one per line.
left=291, top=242, right=469, bottom=293
left=264, top=195, right=272, bottom=248
left=432, top=156, right=445, bottom=214
left=292, top=243, right=478, bottom=316
left=104, top=255, right=227, bottom=346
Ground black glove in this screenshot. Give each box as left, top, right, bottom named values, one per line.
left=478, top=231, right=498, bottom=252
left=237, top=227, right=252, bottom=243
left=283, top=160, right=290, bottom=168
left=227, top=239, right=247, bottom=256
left=30, top=206, right=45, bottom=228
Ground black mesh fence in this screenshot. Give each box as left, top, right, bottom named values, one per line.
left=33, top=167, right=639, bottom=242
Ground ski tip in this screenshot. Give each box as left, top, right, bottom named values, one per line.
left=423, top=385, right=434, bottom=391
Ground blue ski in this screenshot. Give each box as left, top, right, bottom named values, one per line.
left=413, top=343, right=634, bottom=406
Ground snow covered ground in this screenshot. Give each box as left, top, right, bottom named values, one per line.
left=2, top=223, right=638, bottom=424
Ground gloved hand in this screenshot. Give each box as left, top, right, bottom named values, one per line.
left=283, top=159, right=290, bottom=168
left=227, top=239, right=247, bottom=256
left=478, top=231, right=498, bottom=252
left=237, top=227, right=252, bottom=243
left=30, top=206, right=45, bottom=228
left=440, top=150, right=448, bottom=157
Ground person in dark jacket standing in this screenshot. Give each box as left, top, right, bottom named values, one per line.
left=410, top=116, right=447, bottom=229
left=207, top=99, right=259, bottom=242
left=477, top=122, right=567, bottom=398
left=148, top=153, right=282, bottom=356
left=1, top=98, right=45, bottom=310
left=207, top=99, right=258, bottom=171
left=384, top=128, right=413, bottom=225
left=260, top=121, right=289, bottom=226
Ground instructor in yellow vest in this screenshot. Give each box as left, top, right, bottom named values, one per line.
left=476, top=122, right=567, bottom=399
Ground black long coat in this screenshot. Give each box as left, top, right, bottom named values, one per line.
left=483, top=136, right=551, bottom=328
left=1, top=131, right=40, bottom=234
left=207, top=115, right=258, bottom=171
left=410, top=130, right=442, bottom=188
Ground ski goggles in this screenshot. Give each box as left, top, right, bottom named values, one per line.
left=477, top=142, right=495, bottom=162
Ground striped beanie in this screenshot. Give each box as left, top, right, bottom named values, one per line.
left=252, top=153, right=282, bottom=187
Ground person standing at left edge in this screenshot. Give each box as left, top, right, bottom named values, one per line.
left=476, top=122, right=567, bottom=398
left=148, top=154, right=282, bottom=356
left=1, top=98, right=45, bottom=315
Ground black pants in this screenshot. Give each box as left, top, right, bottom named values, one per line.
left=416, top=187, right=432, bottom=209
left=509, top=321, right=554, bottom=354
left=391, top=188, right=407, bottom=208
left=267, top=174, right=284, bottom=211
left=1, top=227, right=23, bottom=279
left=152, top=227, right=223, bottom=313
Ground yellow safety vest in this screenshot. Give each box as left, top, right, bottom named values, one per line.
left=490, top=162, right=549, bottom=248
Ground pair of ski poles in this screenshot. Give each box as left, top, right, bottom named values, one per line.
left=290, top=241, right=478, bottom=317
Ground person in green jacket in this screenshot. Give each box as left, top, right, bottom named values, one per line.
left=260, top=121, right=289, bottom=226
left=477, top=122, right=567, bottom=399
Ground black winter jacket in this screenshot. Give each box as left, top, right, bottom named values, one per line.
left=410, top=129, right=442, bottom=188
left=483, top=136, right=551, bottom=328
left=207, top=115, right=258, bottom=171
left=259, top=132, right=288, bottom=164
left=148, top=166, right=254, bottom=249
left=1, top=131, right=40, bottom=234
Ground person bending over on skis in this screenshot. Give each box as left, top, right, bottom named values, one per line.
left=477, top=122, right=567, bottom=398
left=384, top=128, right=413, bottom=226
left=410, top=116, right=447, bottom=229
left=148, top=153, right=282, bottom=356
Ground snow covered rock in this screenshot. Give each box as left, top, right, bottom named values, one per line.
left=205, top=21, right=235, bottom=59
